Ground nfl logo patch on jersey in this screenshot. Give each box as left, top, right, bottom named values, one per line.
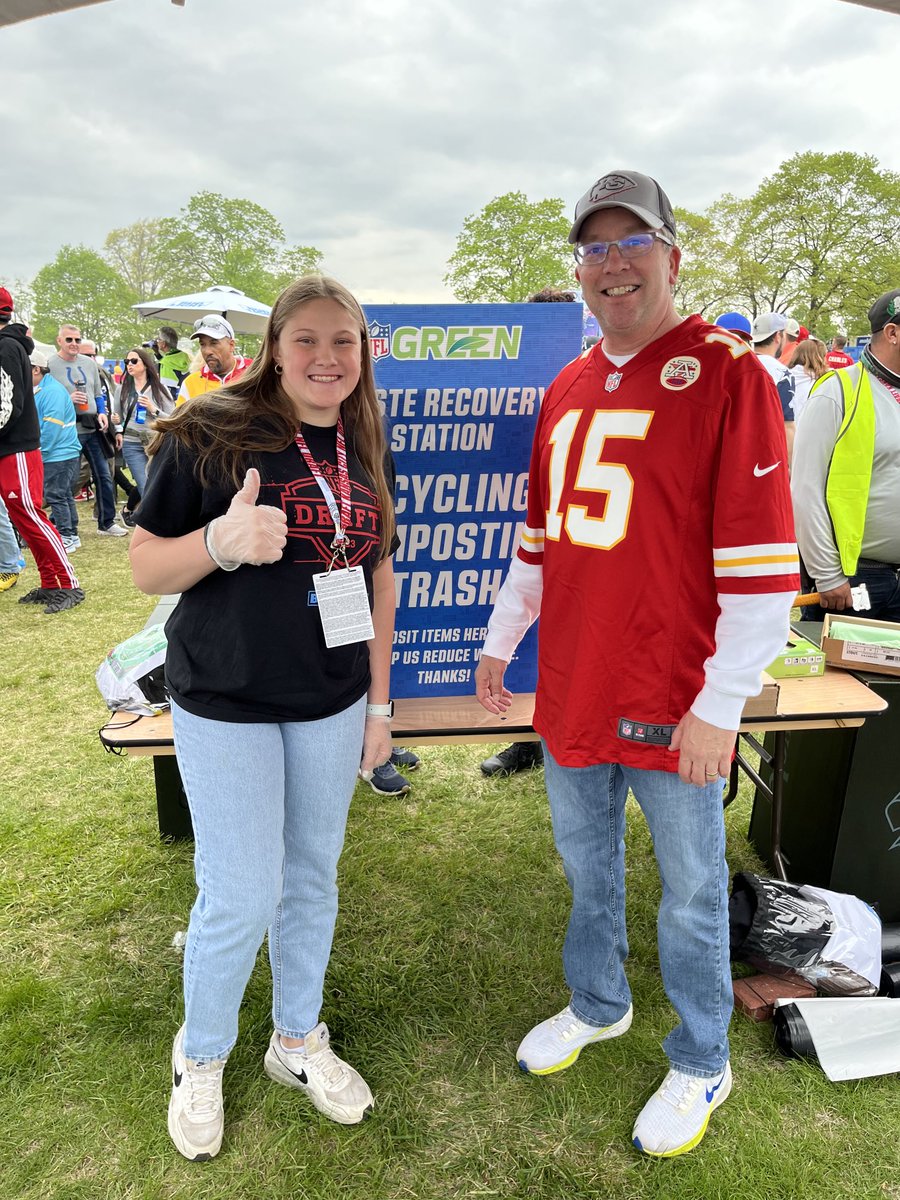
left=660, top=356, right=701, bottom=390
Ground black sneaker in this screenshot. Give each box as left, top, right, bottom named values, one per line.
left=367, top=761, right=411, bottom=795
left=480, top=741, right=543, bottom=777
left=42, top=587, right=85, bottom=614
left=390, top=747, right=420, bottom=771
left=121, top=509, right=138, bottom=527
left=18, top=587, right=55, bottom=605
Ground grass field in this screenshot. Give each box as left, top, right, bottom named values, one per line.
left=2, top=526, right=898, bottom=1199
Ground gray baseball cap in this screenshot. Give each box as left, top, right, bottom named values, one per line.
left=569, top=171, right=677, bottom=244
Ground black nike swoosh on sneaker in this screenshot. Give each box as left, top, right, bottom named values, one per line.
left=282, top=1059, right=308, bottom=1085
left=173, top=1069, right=183, bottom=1087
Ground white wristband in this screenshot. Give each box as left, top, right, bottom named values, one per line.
left=365, top=701, right=394, bottom=718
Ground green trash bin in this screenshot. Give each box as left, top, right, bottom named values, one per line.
left=749, top=668, right=899, bottom=920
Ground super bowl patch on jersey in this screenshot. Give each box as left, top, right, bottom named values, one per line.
left=660, top=356, right=701, bottom=390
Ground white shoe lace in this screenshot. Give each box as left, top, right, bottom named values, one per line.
left=184, top=1062, right=225, bottom=1118
left=308, top=1046, right=350, bottom=1090
left=657, top=1070, right=704, bottom=1113
left=551, top=1008, right=592, bottom=1044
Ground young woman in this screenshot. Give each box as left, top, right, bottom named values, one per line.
left=116, top=346, right=175, bottom=500
left=129, top=276, right=397, bottom=1162
left=788, top=338, right=828, bottom=424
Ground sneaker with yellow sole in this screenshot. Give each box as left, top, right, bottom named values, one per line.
left=516, top=1003, right=633, bottom=1075
left=632, top=1062, right=732, bottom=1157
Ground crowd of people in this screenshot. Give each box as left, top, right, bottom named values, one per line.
left=2, top=176, right=898, bottom=1164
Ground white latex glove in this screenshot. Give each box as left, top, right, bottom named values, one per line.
left=359, top=716, right=392, bottom=778
left=205, top=468, right=288, bottom=570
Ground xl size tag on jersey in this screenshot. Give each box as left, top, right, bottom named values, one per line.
left=617, top=718, right=676, bottom=745
left=312, top=566, right=375, bottom=648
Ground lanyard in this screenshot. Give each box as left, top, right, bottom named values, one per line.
left=294, top=417, right=352, bottom=567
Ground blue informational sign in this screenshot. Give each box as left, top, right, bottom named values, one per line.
left=365, top=303, right=583, bottom=699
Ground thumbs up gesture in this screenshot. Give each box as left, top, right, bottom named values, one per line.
left=205, top=468, right=288, bottom=570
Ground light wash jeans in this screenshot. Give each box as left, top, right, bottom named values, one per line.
left=0, top=496, right=21, bottom=572
left=542, top=745, right=732, bottom=1078
left=121, top=439, right=148, bottom=494
left=171, top=695, right=366, bottom=1063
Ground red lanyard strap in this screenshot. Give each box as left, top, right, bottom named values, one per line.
left=294, top=417, right=352, bottom=548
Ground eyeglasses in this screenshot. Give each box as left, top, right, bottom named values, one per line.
left=574, top=230, right=673, bottom=266
left=125, top=357, right=141, bottom=366
left=63, top=336, right=82, bottom=344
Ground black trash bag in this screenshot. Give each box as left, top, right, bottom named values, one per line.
left=729, top=872, right=881, bottom=997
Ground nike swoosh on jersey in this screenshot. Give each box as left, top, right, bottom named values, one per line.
left=753, top=462, right=780, bottom=477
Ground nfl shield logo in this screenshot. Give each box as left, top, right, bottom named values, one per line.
left=368, top=319, right=391, bottom=361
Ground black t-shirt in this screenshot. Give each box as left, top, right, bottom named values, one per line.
left=136, top=423, right=394, bottom=723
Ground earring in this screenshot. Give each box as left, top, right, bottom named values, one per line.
left=274, top=363, right=283, bottom=375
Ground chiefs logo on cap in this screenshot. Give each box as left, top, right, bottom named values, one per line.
left=590, top=174, right=637, bottom=202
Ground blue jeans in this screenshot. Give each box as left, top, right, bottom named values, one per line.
left=543, top=746, right=732, bottom=1077
left=78, top=430, right=116, bottom=529
left=42, top=458, right=80, bottom=538
left=171, top=695, right=366, bottom=1063
left=0, top=496, right=21, bottom=572
left=121, top=439, right=148, bottom=494
left=802, top=562, right=900, bottom=624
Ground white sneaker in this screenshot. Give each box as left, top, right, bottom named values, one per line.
left=62, top=536, right=80, bottom=553
left=264, top=1022, right=373, bottom=1124
left=98, top=523, right=128, bottom=537
left=632, top=1062, right=732, bottom=1157
left=167, top=1025, right=226, bottom=1161
left=516, top=1003, right=633, bottom=1075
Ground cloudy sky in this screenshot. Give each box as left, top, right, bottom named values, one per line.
left=3, top=0, right=899, bottom=307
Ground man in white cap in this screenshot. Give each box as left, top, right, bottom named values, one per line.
left=752, top=312, right=797, bottom=460
left=778, top=316, right=801, bottom=365
left=176, top=316, right=252, bottom=406
left=475, top=170, right=800, bottom=1157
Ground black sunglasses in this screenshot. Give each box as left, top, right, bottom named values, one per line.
left=63, top=336, right=81, bottom=344
left=125, top=357, right=141, bottom=365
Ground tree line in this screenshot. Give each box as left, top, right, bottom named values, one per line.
left=444, top=152, right=900, bottom=339
left=17, top=191, right=322, bottom=352
left=14, top=151, right=900, bottom=353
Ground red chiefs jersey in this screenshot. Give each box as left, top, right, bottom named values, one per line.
left=825, top=349, right=854, bottom=370
left=520, top=314, right=799, bottom=770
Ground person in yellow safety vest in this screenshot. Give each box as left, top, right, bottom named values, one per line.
left=176, top=316, right=252, bottom=406
left=791, top=288, right=900, bottom=622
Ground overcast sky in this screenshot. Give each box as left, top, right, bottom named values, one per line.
left=3, top=0, right=899, bottom=307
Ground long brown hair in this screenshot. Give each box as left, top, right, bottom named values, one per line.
left=149, top=276, right=395, bottom=558
left=788, top=339, right=827, bottom=380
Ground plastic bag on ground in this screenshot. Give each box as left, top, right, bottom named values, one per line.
left=729, top=871, right=881, bottom=996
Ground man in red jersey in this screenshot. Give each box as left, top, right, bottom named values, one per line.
left=825, top=333, right=854, bottom=370
left=475, top=171, right=799, bottom=1158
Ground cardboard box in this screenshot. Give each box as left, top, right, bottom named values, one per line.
left=821, top=613, right=900, bottom=678
left=741, top=672, right=780, bottom=719
left=765, top=634, right=826, bottom=679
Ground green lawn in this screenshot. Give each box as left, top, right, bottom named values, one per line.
left=2, top=528, right=898, bottom=1199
